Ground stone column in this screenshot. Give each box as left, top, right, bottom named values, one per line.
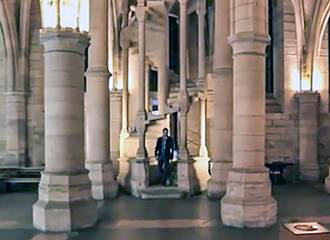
left=157, top=8, right=169, bottom=115
left=296, top=93, right=319, bottom=182
left=196, top=0, right=206, bottom=86
left=196, top=0, right=208, bottom=160
left=131, top=1, right=149, bottom=197
left=120, top=6, right=130, bottom=157
left=85, top=0, right=118, bottom=200
left=158, top=44, right=168, bottom=115
left=221, top=0, right=277, bottom=227
left=4, top=91, right=28, bottom=166
left=145, top=64, right=150, bottom=111
left=33, top=31, right=97, bottom=232
left=198, top=96, right=209, bottom=158
left=177, top=0, right=198, bottom=195
left=109, top=91, right=122, bottom=176
left=207, top=0, right=233, bottom=198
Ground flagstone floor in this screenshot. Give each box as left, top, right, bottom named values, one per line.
left=1, top=183, right=330, bottom=240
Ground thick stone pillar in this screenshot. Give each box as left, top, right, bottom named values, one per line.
left=157, top=6, right=169, bottom=115
left=33, top=31, right=97, bottom=232
left=177, top=0, right=199, bottom=195
left=221, top=0, right=277, bottom=228
left=207, top=0, right=233, bottom=198
left=4, top=91, right=28, bottom=166
left=196, top=0, right=206, bottom=86
left=196, top=0, right=208, bottom=160
left=85, top=0, right=118, bottom=200
left=296, top=93, right=319, bottom=182
left=131, top=2, right=149, bottom=197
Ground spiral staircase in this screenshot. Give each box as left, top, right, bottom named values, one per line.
left=119, top=0, right=205, bottom=198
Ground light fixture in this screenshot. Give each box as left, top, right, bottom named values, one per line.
left=291, top=66, right=322, bottom=93
left=39, top=0, right=89, bottom=32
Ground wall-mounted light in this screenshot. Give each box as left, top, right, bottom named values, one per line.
left=312, top=67, right=322, bottom=92
left=290, top=68, right=300, bottom=92
left=40, top=0, right=89, bottom=32
left=291, top=66, right=322, bottom=93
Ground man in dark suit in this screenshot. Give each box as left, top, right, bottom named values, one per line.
left=155, top=128, right=174, bottom=186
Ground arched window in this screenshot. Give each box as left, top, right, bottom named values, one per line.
left=169, top=15, right=179, bottom=73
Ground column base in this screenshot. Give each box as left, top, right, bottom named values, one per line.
left=196, top=77, right=206, bottom=89
left=117, top=157, right=131, bottom=192
left=33, top=171, right=97, bottom=232
left=207, top=161, right=232, bottom=199
left=86, top=162, right=118, bottom=200
left=221, top=168, right=277, bottom=228
left=324, top=171, right=330, bottom=193
left=177, top=160, right=200, bottom=196
left=299, top=166, right=320, bottom=182
left=130, top=159, right=149, bottom=197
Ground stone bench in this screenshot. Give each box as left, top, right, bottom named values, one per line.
left=1, top=177, right=40, bottom=192
left=265, top=162, right=295, bottom=184
left=0, top=167, right=42, bottom=192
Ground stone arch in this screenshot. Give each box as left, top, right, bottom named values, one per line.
left=0, top=0, right=19, bottom=91
left=290, top=0, right=330, bottom=90
left=290, top=0, right=305, bottom=77
left=314, top=1, right=330, bottom=62
left=0, top=15, right=6, bottom=161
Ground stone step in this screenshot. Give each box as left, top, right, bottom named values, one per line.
left=141, top=186, right=185, bottom=199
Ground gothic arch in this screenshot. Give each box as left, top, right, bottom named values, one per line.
left=0, top=0, right=18, bottom=91
left=0, top=0, right=32, bottom=92
left=290, top=0, right=330, bottom=88
left=314, top=1, right=330, bottom=61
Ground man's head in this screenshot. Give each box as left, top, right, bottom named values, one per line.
left=162, top=128, right=169, bottom=137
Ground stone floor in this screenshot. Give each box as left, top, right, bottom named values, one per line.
left=1, top=183, right=330, bottom=240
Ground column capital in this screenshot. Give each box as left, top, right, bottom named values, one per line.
left=85, top=66, right=110, bottom=79
left=178, top=0, right=189, bottom=6
left=196, top=0, right=206, bottom=15
left=228, top=32, right=270, bottom=55
left=40, top=31, right=90, bottom=55
left=295, top=91, right=320, bottom=103
left=135, top=6, right=148, bottom=21
left=228, top=32, right=270, bottom=45
left=137, top=0, right=146, bottom=7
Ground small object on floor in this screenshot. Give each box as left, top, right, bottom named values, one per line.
left=280, top=222, right=330, bottom=240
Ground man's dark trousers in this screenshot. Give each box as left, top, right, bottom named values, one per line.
left=158, top=155, right=170, bottom=186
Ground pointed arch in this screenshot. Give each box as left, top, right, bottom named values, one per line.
left=314, top=1, right=330, bottom=61
left=0, top=0, right=18, bottom=91
left=18, top=0, right=32, bottom=91
left=290, top=0, right=305, bottom=76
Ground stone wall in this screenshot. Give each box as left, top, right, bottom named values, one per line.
left=27, top=0, right=44, bottom=166
left=319, top=114, right=330, bottom=179
left=265, top=113, right=299, bottom=164
left=283, top=0, right=298, bottom=112
left=265, top=111, right=330, bottom=181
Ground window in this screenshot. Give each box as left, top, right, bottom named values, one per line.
left=266, top=0, right=274, bottom=94
left=169, top=15, right=179, bottom=73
